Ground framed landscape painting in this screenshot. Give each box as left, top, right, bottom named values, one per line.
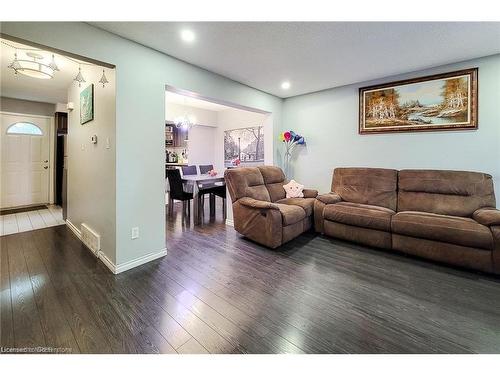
left=80, top=84, right=94, bottom=125
left=359, top=68, right=478, bottom=134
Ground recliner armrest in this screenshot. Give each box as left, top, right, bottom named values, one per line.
left=303, top=189, right=318, bottom=198
left=238, top=197, right=279, bottom=210
left=316, top=193, right=342, bottom=205
left=473, top=207, right=500, bottom=226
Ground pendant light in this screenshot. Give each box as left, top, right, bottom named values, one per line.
left=7, top=51, right=21, bottom=74
left=48, top=54, right=60, bottom=72
left=98, top=69, right=109, bottom=88
left=173, top=98, right=194, bottom=130
left=74, top=65, right=86, bottom=87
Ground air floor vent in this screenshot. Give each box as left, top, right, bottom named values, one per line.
left=81, top=223, right=101, bottom=255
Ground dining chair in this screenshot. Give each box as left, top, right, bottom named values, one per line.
left=166, top=168, right=193, bottom=217
left=198, top=164, right=222, bottom=215
left=199, top=164, right=213, bottom=174
left=180, top=164, right=217, bottom=218
left=181, top=165, right=197, bottom=176
left=202, top=184, right=227, bottom=219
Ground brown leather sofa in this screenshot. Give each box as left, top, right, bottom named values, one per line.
left=225, top=166, right=318, bottom=248
left=315, top=168, right=500, bottom=275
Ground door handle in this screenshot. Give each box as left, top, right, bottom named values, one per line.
left=43, top=166, right=48, bottom=169
left=44, top=160, right=49, bottom=163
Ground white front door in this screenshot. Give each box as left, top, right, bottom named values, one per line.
left=0, top=113, right=51, bottom=209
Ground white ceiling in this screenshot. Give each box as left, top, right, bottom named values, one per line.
left=1, top=39, right=93, bottom=104
left=91, top=22, right=500, bottom=98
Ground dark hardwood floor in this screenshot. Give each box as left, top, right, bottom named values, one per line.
left=2, top=199, right=500, bottom=353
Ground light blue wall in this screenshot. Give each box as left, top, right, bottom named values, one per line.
left=283, top=54, right=500, bottom=203
left=1, top=22, right=283, bottom=265
left=3, top=22, right=498, bottom=266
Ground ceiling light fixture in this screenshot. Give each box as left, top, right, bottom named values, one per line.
left=99, top=69, right=109, bottom=88
left=48, top=54, right=60, bottom=72
left=180, top=29, right=196, bottom=43
left=281, top=81, right=291, bottom=90
left=74, top=65, right=86, bottom=87
left=174, top=115, right=194, bottom=130
left=173, top=98, right=195, bottom=130
left=8, top=52, right=55, bottom=79
left=7, top=51, right=21, bottom=74
left=3, top=40, right=111, bottom=88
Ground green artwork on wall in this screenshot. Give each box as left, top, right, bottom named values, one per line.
left=80, top=84, right=94, bottom=124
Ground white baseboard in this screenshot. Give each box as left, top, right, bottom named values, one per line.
left=66, top=219, right=167, bottom=274
left=113, top=249, right=168, bottom=274
left=98, top=251, right=117, bottom=273
left=99, top=249, right=167, bottom=274
left=225, top=218, right=234, bottom=227
left=66, top=219, right=81, bottom=239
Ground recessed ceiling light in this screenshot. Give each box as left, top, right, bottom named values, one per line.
left=281, top=81, right=291, bottom=90
left=180, top=29, right=196, bottom=43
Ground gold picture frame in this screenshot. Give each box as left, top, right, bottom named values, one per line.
left=359, top=68, right=478, bottom=134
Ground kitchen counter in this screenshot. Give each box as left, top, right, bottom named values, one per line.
left=166, top=162, right=188, bottom=166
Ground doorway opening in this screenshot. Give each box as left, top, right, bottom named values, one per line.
left=164, top=85, right=273, bottom=232
left=0, top=36, right=115, bottom=237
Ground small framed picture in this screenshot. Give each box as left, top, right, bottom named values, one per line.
left=80, top=84, right=94, bottom=124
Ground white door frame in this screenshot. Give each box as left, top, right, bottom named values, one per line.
left=0, top=111, right=55, bottom=206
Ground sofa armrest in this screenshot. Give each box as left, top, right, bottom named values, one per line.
left=232, top=200, right=283, bottom=248
left=316, top=192, right=342, bottom=205
left=313, top=193, right=342, bottom=233
left=303, top=189, right=318, bottom=198
left=238, top=197, right=279, bottom=210
left=473, top=207, right=500, bottom=226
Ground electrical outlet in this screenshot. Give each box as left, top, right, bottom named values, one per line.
left=131, top=227, right=139, bottom=239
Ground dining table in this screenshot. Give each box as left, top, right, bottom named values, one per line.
left=181, top=174, right=226, bottom=225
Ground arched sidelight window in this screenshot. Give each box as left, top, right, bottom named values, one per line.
left=6, top=122, right=43, bottom=136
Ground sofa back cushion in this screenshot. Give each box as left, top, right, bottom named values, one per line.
left=224, top=167, right=271, bottom=203
left=332, top=168, right=398, bottom=210
left=259, top=166, right=287, bottom=202
left=397, top=170, right=496, bottom=217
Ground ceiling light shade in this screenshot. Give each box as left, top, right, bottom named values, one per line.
left=180, top=29, right=196, bottom=43
left=74, top=65, right=86, bottom=87
left=174, top=115, right=193, bottom=130
left=9, top=52, right=55, bottom=79
left=99, top=69, right=109, bottom=88
left=281, top=81, right=291, bottom=90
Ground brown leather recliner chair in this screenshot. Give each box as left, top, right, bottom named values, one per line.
left=225, top=166, right=318, bottom=248
left=315, top=167, right=500, bottom=275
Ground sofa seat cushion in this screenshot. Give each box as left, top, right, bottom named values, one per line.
left=392, top=211, right=494, bottom=250
left=276, top=197, right=316, bottom=217
left=323, top=202, right=395, bottom=231
left=273, top=203, right=306, bottom=226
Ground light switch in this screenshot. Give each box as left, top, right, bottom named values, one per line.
left=106, top=137, right=111, bottom=149
left=81, top=144, right=85, bottom=151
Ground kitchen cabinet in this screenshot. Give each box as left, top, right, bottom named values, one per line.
left=55, top=112, right=68, bottom=134
left=173, top=126, right=188, bottom=147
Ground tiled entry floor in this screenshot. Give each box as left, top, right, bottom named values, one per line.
left=0, top=205, right=65, bottom=236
